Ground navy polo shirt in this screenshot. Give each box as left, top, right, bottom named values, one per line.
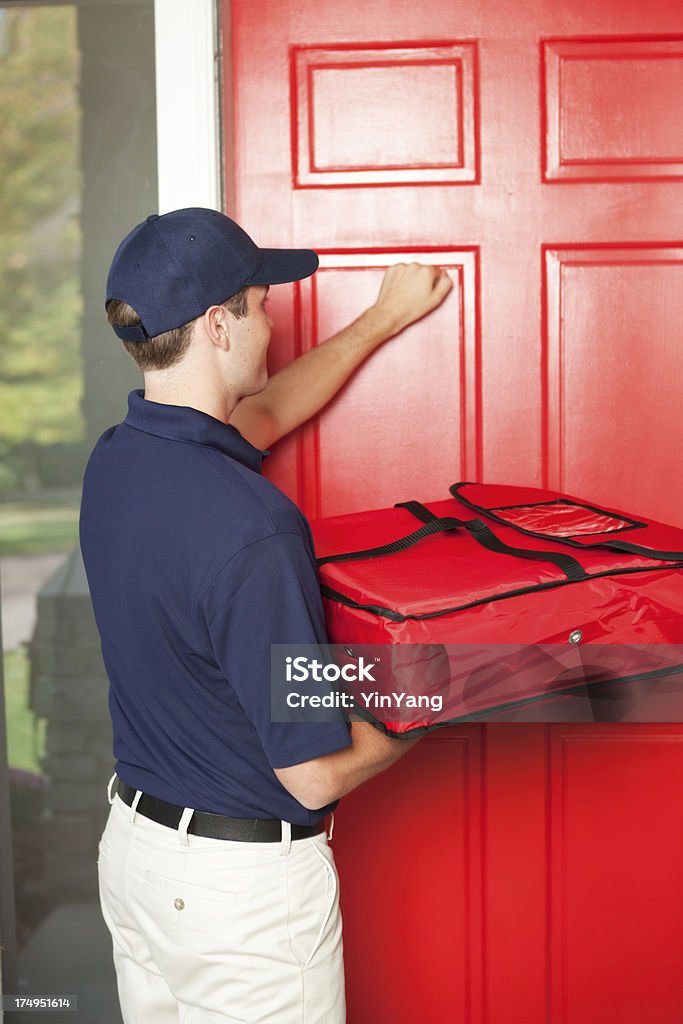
left=79, top=389, right=351, bottom=824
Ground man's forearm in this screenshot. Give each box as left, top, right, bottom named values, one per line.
left=229, top=262, right=453, bottom=448
left=230, top=304, right=396, bottom=449
left=324, top=720, right=421, bottom=802
left=275, top=720, right=421, bottom=811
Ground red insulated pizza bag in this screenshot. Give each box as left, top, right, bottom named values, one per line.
left=309, top=482, right=683, bottom=733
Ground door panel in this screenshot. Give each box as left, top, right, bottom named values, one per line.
left=334, top=731, right=483, bottom=1024
left=542, top=39, right=683, bottom=181
left=292, top=42, right=479, bottom=187
left=548, top=727, right=683, bottom=1024
left=544, top=246, right=683, bottom=519
left=293, top=250, right=479, bottom=516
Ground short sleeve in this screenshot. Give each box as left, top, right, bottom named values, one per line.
left=202, top=531, right=352, bottom=769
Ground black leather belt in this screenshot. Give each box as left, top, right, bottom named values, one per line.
left=116, top=780, right=325, bottom=842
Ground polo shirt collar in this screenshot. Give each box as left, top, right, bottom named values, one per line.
left=124, top=389, right=267, bottom=473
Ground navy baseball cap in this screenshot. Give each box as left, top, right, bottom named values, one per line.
left=106, top=207, right=319, bottom=341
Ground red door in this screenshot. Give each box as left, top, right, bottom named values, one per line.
left=224, top=2, right=683, bottom=1021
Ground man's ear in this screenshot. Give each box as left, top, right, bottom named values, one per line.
left=203, top=304, right=231, bottom=351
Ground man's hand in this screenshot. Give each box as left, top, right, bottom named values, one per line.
left=372, top=263, right=453, bottom=338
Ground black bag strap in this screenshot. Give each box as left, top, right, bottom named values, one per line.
left=316, top=516, right=465, bottom=566
left=394, top=500, right=441, bottom=525
left=449, top=482, right=683, bottom=563
left=394, top=501, right=588, bottom=581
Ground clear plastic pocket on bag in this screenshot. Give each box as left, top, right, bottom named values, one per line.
left=488, top=499, right=645, bottom=538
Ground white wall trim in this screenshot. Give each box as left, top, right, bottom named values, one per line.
left=154, top=0, right=221, bottom=213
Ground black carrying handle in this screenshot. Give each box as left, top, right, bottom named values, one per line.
left=449, top=482, right=683, bottom=563
left=316, top=515, right=466, bottom=566
left=395, top=501, right=587, bottom=581
left=317, top=501, right=588, bottom=582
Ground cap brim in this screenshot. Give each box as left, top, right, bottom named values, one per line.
left=248, top=248, right=319, bottom=286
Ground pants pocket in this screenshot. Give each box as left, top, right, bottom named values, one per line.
left=134, top=867, right=242, bottom=936
left=286, top=840, right=339, bottom=969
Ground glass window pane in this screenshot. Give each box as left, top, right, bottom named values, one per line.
left=0, top=4, right=157, bottom=1020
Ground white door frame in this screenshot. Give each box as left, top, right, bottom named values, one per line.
left=154, top=0, right=222, bottom=212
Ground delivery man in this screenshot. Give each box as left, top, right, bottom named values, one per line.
left=79, top=207, right=452, bottom=1023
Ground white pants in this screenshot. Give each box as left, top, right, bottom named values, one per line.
left=98, top=788, right=346, bottom=1023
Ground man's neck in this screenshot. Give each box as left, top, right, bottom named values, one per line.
left=142, top=375, right=237, bottom=425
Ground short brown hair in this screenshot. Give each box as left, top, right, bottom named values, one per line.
left=107, top=288, right=250, bottom=372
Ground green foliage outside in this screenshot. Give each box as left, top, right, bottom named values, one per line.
left=0, top=7, right=84, bottom=490
left=4, top=647, right=44, bottom=773
left=0, top=500, right=79, bottom=555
